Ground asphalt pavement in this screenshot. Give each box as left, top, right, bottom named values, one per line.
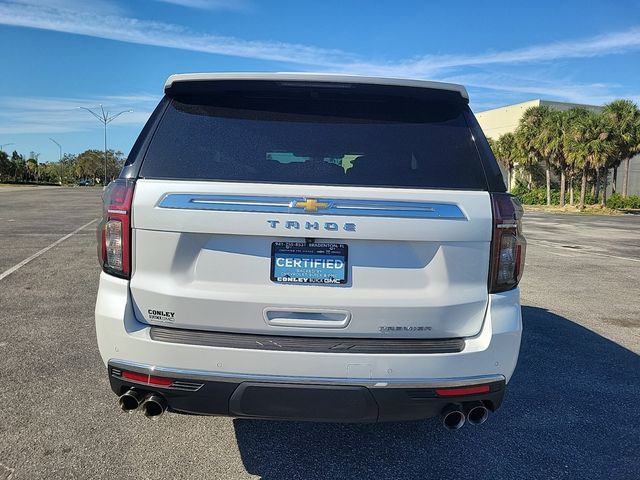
left=0, top=187, right=638, bottom=480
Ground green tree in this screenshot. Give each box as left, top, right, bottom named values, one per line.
left=516, top=106, right=551, bottom=200
left=492, top=132, right=519, bottom=192
left=566, top=111, right=614, bottom=209
left=105, top=150, right=125, bottom=183
left=75, top=150, right=102, bottom=181
left=0, top=150, right=11, bottom=181
left=60, top=153, right=78, bottom=184
left=75, top=149, right=125, bottom=184
left=539, top=110, right=569, bottom=206
left=602, top=99, right=640, bottom=197
left=38, top=162, right=60, bottom=184
left=26, top=152, right=40, bottom=183
left=562, top=108, right=590, bottom=205
left=11, top=151, right=25, bottom=182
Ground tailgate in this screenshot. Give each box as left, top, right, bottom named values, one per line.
left=129, top=179, right=492, bottom=339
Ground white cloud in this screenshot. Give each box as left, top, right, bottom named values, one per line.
left=9, top=0, right=125, bottom=15
left=151, top=0, right=252, bottom=12
left=443, top=72, right=640, bottom=108
left=345, top=28, right=640, bottom=78
left=1, top=0, right=639, bottom=133
left=0, top=1, right=352, bottom=67
left=0, top=94, right=158, bottom=134
left=2, top=1, right=639, bottom=76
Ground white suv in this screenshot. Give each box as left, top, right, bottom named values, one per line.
left=95, top=73, right=525, bottom=429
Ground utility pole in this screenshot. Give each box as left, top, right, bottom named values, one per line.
left=78, top=105, right=132, bottom=185
left=49, top=138, right=63, bottom=184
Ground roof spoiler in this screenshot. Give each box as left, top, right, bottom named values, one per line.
left=163, top=72, right=469, bottom=102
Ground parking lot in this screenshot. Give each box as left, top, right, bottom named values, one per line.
left=0, top=187, right=638, bottom=480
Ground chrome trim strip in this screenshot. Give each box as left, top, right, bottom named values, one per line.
left=149, top=325, right=463, bottom=353
left=109, top=360, right=504, bottom=389
left=166, top=381, right=204, bottom=392
left=158, top=194, right=466, bottom=220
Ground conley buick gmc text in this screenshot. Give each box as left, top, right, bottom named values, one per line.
left=95, top=73, right=526, bottom=429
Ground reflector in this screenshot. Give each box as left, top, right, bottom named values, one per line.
left=121, top=370, right=174, bottom=387
left=122, top=371, right=148, bottom=383
left=435, top=384, right=491, bottom=397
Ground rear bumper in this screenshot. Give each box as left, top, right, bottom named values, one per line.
left=109, top=360, right=505, bottom=422
left=96, top=273, right=521, bottom=420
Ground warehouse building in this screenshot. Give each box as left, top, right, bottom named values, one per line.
left=476, top=99, right=640, bottom=196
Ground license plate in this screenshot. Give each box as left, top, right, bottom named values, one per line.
left=271, top=242, right=348, bottom=285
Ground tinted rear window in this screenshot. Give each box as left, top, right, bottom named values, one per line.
left=140, top=89, right=490, bottom=190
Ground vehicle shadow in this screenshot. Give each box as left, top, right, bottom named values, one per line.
left=233, top=306, right=640, bottom=480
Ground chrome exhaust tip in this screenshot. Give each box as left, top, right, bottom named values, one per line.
left=141, top=394, right=167, bottom=419
left=441, top=405, right=466, bottom=430
left=466, top=401, right=489, bottom=426
left=119, top=389, right=143, bottom=412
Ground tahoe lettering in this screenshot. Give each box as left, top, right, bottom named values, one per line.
left=267, top=220, right=356, bottom=232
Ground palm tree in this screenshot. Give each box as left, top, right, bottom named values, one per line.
left=566, top=111, right=614, bottom=209
left=600, top=151, right=620, bottom=206
left=563, top=108, right=590, bottom=205
left=516, top=106, right=551, bottom=201
left=492, top=132, right=519, bottom=191
left=602, top=100, right=640, bottom=197
left=539, top=110, right=570, bottom=206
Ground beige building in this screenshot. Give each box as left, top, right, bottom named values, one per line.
left=476, top=99, right=640, bottom=196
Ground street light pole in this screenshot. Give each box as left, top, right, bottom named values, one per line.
left=0, top=142, right=15, bottom=152
left=49, top=138, right=63, bottom=184
left=104, top=117, right=107, bottom=183
left=78, top=105, right=132, bottom=185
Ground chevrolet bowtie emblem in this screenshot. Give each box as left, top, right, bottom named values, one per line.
left=294, top=198, right=329, bottom=213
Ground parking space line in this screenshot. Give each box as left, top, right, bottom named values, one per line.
left=0, top=218, right=98, bottom=281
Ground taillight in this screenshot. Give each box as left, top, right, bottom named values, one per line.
left=489, top=193, right=526, bottom=293
left=98, top=179, right=135, bottom=278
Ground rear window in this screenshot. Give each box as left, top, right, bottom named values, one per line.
left=140, top=88, right=491, bottom=190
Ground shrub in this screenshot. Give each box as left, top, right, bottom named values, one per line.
left=513, top=187, right=598, bottom=206
left=514, top=187, right=550, bottom=205
left=606, top=193, right=640, bottom=209
left=510, top=185, right=528, bottom=198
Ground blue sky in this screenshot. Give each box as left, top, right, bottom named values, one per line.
left=1, top=0, right=639, bottom=162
